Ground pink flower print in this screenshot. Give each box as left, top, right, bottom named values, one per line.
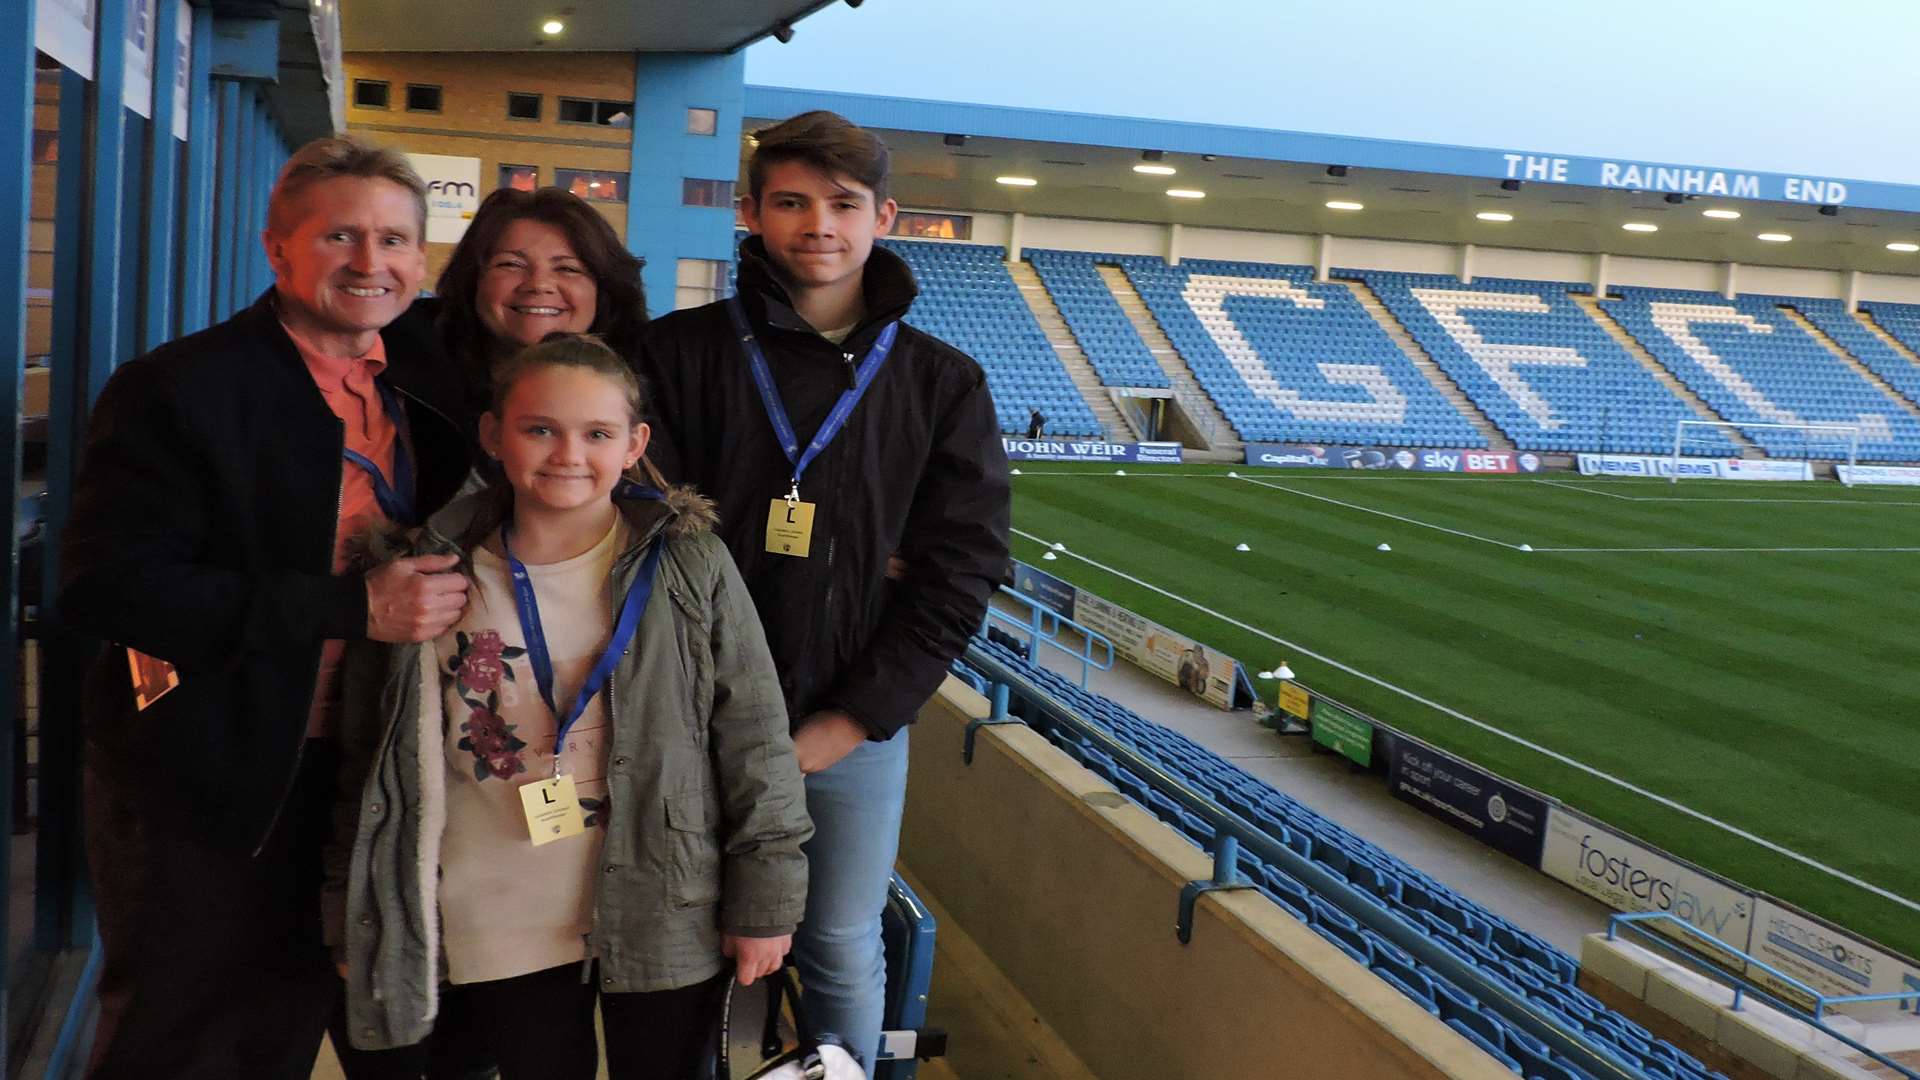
left=458, top=704, right=527, bottom=782
left=458, top=631, right=508, bottom=693
left=486, top=753, right=522, bottom=780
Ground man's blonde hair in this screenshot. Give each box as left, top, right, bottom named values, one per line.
left=265, top=135, right=427, bottom=238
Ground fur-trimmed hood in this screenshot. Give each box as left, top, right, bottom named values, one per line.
left=355, top=481, right=718, bottom=570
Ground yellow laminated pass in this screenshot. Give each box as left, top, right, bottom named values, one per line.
left=765, top=499, right=815, bottom=558
left=519, top=775, right=586, bottom=846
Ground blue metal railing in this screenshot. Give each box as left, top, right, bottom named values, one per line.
left=961, top=641, right=1646, bottom=1080
left=983, top=586, right=1115, bottom=687
left=1608, top=913, right=1919, bottom=1080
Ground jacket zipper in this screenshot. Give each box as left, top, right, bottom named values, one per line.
left=255, top=420, right=347, bottom=857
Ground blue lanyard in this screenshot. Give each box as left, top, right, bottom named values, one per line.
left=726, top=298, right=898, bottom=499
left=500, top=522, right=663, bottom=762
left=341, top=379, right=416, bottom=525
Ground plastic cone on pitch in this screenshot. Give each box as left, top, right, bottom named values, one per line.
left=1519, top=543, right=1534, bottom=552
left=1235, top=542, right=1250, bottom=552
left=1041, top=551, right=1058, bottom=561
left=1274, top=663, right=1297, bottom=680
left=1377, top=543, right=1392, bottom=552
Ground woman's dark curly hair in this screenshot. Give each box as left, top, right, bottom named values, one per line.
left=435, top=187, right=648, bottom=391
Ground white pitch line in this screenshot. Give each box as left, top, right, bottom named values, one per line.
left=1232, top=473, right=1529, bottom=550
left=1533, top=480, right=1920, bottom=507
left=1009, top=524, right=1920, bottom=915
left=1536, top=546, right=1920, bottom=553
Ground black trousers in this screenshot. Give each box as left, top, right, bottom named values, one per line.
left=402, top=964, right=726, bottom=1080
left=83, top=743, right=340, bottom=1079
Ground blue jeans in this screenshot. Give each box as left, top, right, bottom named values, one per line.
left=790, top=728, right=909, bottom=1078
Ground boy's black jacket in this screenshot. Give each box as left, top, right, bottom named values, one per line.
left=57, top=291, right=473, bottom=854
left=637, top=237, right=1011, bottom=738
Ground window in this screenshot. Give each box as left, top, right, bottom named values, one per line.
left=405, top=84, right=442, bottom=113
left=682, top=178, right=734, bottom=209
left=498, top=164, right=538, bottom=193
left=687, top=107, right=718, bottom=136
left=556, top=168, right=628, bottom=203
left=558, top=97, right=634, bottom=127
left=894, top=211, right=972, bottom=240
left=675, top=259, right=730, bottom=311
left=506, top=92, right=541, bottom=121
left=351, top=79, right=390, bottom=110
left=32, top=130, right=57, bottom=164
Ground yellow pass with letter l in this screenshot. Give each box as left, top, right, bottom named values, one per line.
left=765, top=499, right=816, bottom=558
left=520, top=775, right=586, bottom=846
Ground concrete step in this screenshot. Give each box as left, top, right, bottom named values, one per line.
left=1854, top=307, right=1920, bottom=379
left=1571, top=293, right=1762, bottom=455
left=1007, top=261, right=1138, bottom=442
left=1338, top=279, right=1515, bottom=451
left=1092, top=264, right=1241, bottom=455
left=1778, top=303, right=1920, bottom=423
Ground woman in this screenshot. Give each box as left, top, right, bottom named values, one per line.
left=421, top=186, right=650, bottom=417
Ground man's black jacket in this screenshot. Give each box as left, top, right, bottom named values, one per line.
left=637, top=238, right=1011, bottom=739
left=58, top=291, right=473, bottom=854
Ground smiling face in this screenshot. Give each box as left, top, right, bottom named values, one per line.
left=741, top=160, right=898, bottom=298
left=476, top=217, right=599, bottom=348
left=479, top=364, right=647, bottom=521
left=264, top=176, right=426, bottom=355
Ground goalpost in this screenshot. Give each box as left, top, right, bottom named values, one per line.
left=1670, top=419, right=1860, bottom=485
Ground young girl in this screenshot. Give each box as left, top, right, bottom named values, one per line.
left=324, top=334, right=812, bottom=1079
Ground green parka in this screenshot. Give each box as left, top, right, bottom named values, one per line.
left=322, top=484, right=812, bottom=1051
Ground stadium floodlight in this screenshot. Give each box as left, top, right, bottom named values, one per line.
left=1757, top=232, right=1792, bottom=242
left=1325, top=200, right=1364, bottom=211
left=540, top=18, right=564, bottom=34
left=1274, top=663, right=1296, bottom=680
left=1133, top=164, right=1177, bottom=176
left=1888, top=242, right=1919, bottom=253
left=996, top=176, right=1037, bottom=187
left=1702, top=208, right=1741, bottom=220
left=1166, top=189, right=1205, bottom=199
left=1671, top=419, right=1858, bottom=485
left=1476, top=212, right=1513, bottom=222
left=1622, top=222, right=1658, bottom=233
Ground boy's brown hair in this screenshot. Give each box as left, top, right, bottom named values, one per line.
left=746, top=110, right=891, bottom=206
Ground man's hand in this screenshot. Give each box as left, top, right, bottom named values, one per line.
left=722, top=932, right=792, bottom=986
left=793, top=710, right=868, bottom=775
left=365, top=553, right=469, bottom=643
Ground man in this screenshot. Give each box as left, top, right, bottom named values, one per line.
left=638, top=110, right=1010, bottom=1075
left=59, top=136, right=474, bottom=1077
left=1026, top=406, right=1046, bottom=439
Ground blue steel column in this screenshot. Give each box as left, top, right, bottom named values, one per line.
left=178, top=5, right=214, bottom=333
left=233, top=91, right=256, bottom=307
left=212, top=78, right=239, bottom=320
left=142, top=0, right=185, bottom=349
left=82, top=0, right=132, bottom=400
left=0, top=0, right=35, bottom=1054
left=118, top=115, right=145, bottom=358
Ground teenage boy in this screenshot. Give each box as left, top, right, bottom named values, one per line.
left=638, top=110, right=1010, bottom=1074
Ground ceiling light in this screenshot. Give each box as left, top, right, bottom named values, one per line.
left=995, top=176, right=1037, bottom=187
left=1622, top=222, right=1658, bottom=233
left=1888, top=242, right=1919, bottom=253
left=1326, top=200, right=1364, bottom=211
left=1166, top=188, right=1206, bottom=199
left=1702, top=209, right=1741, bottom=220
left=541, top=18, right=564, bottom=33
left=1476, top=211, right=1513, bottom=222
left=1757, top=232, right=1792, bottom=242
left=1133, top=164, right=1176, bottom=176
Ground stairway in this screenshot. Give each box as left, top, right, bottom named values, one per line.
left=1853, top=307, right=1920, bottom=386
left=1092, top=264, right=1241, bottom=458
left=1571, top=293, right=1762, bottom=455
left=1006, top=261, right=1137, bottom=442
left=1339, top=279, right=1515, bottom=450
left=1778, top=304, right=1920, bottom=422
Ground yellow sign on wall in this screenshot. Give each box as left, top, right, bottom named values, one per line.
left=1278, top=682, right=1310, bottom=719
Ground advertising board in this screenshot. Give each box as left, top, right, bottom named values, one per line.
left=1073, top=590, right=1240, bottom=710
left=1003, top=438, right=1183, bottom=464
left=1009, top=559, right=1077, bottom=620
left=1309, top=698, right=1372, bottom=766
left=1245, top=443, right=1543, bottom=474
left=1744, top=899, right=1920, bottom=1018
left=1387, top=737, right=1547, bottom=865
left=407, top=153, right=482, bottom=244
left=1836, top=464, right=1920, bottom=487
left=1577, top=454, right=1813, bottom=482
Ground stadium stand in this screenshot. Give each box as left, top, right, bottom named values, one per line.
left=1114, top=255, right=1489, bottom=447
left=881, top=238, right=1104, bottom=436
left=1353, top=271, right=1736, bottom=455
left=1024, top=249, right=1170, bottom=389
left=1843, top=301, right=1920, bottom=406
left=959, top=638, right=1735, bottom=1080
left=1601, top=288, right=1920, bottom=460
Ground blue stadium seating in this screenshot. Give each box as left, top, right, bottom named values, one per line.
left=1025, top=249, right=1170, bottom=389
left=881, top=238, right=1104, bottom=436
left=1601, top=288, right=1920, bottom=461
left=1355, top=271, right=1735, bottom=455
left=1116, top=256, right=1487, bottom=446
left=960, top=640, right=1729, bottom=1080
left=1846, top=301, right=1920, bottom=407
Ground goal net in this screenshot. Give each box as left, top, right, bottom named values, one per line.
left=1671, top=420, right=1859, bottom=485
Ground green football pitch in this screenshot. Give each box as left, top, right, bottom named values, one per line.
left=1008, top=463, right=1920, bottom=960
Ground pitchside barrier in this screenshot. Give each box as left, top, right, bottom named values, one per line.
left=1002, top=437, right=1185, bottom=464
left=1265, top=668, right=1920, bottom=1020
left=1244, top=443, right=1548, bottom=474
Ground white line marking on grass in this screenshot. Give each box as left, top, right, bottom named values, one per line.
left=1535, top=546, right=1920, bottom=553
left=1011, top=524, right=1920, bottom=915
left=1232, top=473, right=1529, bottom=550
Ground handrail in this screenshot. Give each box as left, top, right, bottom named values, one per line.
left=984, top=586, right=1115, bottom=687
left=962, top=642, right=1645, bottom=1080
left=1607, top=913, right=1919, bottom=1080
